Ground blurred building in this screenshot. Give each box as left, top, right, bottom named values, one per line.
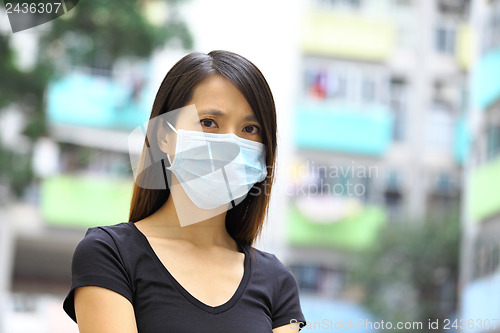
left=460, top=0, right=500, bottom=330
left=287, top=0, right=469, bottom=309
left=1, top=44, right=188, bottom=330
left=1, top=0, right=490, bottom=332
left=11, top=68, right=144, bottom=290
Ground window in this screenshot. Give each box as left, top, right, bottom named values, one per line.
left=362, top=78, right=376, bottom=103
left=302, top=60, right=388, bottom=106
left=482, top=1, right=500, bottom=53
left=305, top=68, right=328, bottom=100
left=487, top=125, right=500, bottom=161
left=332, top=166, right=370, bottom=201
left=330, top=73, right=348, bottom=99
left=474, top=233, right=500, bottom=280
left=395, top=23, right=414, bottom=49
left=427, top=172, right=459, bottom=218
left=426, top=101, right=454, bottom=149
left=435, top=173, right=455, bottom=195
left=390, top=0, right=415, bottom=48
left=304, top=68, right=348, bottom=100
left=459, top=85, right=469, bottom=117
left=290, top=264, right=347, bottom=297
left=296, top=264, right=319, bottom=292
left=315, top=0, right=362, bottom=11
left=389, top=79, right=408, bottom=142
left=384, top=170, right=403, bottom=222
left=393, top=0, right=412, bottom=6
left=435, top=25, right=456, bottom=54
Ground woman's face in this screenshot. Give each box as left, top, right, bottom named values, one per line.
left=182, top=75, right=262, bottom=140
left=162, top=74, right=263, bottom=159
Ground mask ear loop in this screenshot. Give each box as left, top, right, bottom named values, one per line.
left=165, top=121, right=177, bottom=133
left=165, top=121, right=177, bottom=165
left=159, top=120, right=178, bottom=190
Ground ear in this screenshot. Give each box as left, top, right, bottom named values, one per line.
left=156, top=121, right=178, bottom=164
left=156, top=121, right=171, bottom=153
left=157, top=134, right=169, bottom=153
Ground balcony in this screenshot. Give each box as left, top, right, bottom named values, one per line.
left=471, top=47, right=500, bottom=111
left=469, top=156, right=500, bottom=221
left=456, top=24, right=474, bottom=71
left=40, top=174, right=133, bottom=229
left=287, top=203, right=386, bottom=251
left=301, top=11, right=396, bottom=61
left=295, top=102, right=393, bottom=156
left=47, top=73, right=151, bottom=130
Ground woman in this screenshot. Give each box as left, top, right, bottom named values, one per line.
left=63, top=50, right=306, bottom=332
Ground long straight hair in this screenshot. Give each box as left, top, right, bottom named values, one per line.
left=128, top=50, right=277, bottom=246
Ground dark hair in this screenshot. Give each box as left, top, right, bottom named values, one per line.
left=128, top=50, right=277, bottom=246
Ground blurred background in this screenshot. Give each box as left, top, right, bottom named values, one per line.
left=0, top=0, right=499, bottom=332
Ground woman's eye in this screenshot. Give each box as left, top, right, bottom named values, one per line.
left=200, top=118, right=217, bottom=128
left=243, top=125, right=259, bottom=134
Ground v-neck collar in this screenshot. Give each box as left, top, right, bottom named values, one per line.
left=128, top=221, right=251, bottom=314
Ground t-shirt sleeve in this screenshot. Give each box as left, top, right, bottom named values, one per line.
left=62, top=227, right=133, bottom=323
left=271, top=255, right=307, bottom=331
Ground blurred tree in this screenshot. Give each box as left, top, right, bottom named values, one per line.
left=350, top=208, right=461, bottom=332
left=0, top=0, right=192, bottom=198
left=0, top=34, right=50, bottom=196
left=40, top=0, right=192, bottom=72
left=0, top=34, right=50, bottom=133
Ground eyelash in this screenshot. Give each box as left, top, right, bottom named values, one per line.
left=199, top=118, right=260, bottom=134
left=243, top=125, right=259, bottom=134
left=200, top=118, right=216, bottom=128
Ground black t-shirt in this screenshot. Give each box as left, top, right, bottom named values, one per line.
left=63, top=222, right=306, bottom=332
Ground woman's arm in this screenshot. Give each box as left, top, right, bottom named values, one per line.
left=273, top=324, right=300, bottom=332
left=74, top=286, right=138, bottom=333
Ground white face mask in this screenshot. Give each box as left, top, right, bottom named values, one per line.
left=165, top=122, right=267, bottom=210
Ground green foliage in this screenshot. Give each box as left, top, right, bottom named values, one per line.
left=0, top=0, right=192, bottom=198
left=40, top=0, right=192, bottom=70
left=0, top=34, right=49, bottom=196
left=0, top=144, right=34, bottom=197
left=349, top=208, right=461, bottom=332
left=0, top=34, right=50, bottom=113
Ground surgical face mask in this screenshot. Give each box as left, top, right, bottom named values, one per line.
left=165, top=122, right=267, bottom=210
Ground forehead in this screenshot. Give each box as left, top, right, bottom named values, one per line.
left=189, top=75, right=255, bottom=117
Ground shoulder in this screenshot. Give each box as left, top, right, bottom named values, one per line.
left=77, top=222, right=136, bottom=249
left=64, top=223, right=137, bottom=323
left=248, top=246, right=291, bottom=270
left=247, top=245, right=297, bottom=286
left=87, top=221, right=136, bottom=240
left=72, top=222, right=140, bottom=268
left=69, top=222, right=142, bottom=289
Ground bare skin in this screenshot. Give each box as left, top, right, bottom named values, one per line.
left=74, top=75, right=299, bottom=332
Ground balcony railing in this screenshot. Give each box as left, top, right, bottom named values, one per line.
left=295, top=102, right=393, bottom=156
left=40, top=174, right=132, bottom=228
left=471, top=46, right=500, bottom=111
left=469, top=156, right=500, bottom=221
left=47, top=72, right=151, bottom=130
left=301, top=11, right=396, bottom=61
left=287, top=203, right=386, bottom=251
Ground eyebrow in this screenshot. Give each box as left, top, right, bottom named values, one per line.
left=198, top=109, right=224, bottom=117
left=244, top=114, right=259, bottom=122
left=198, top=109, right=259, bottom=123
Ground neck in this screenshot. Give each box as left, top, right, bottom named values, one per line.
left=142, top=176, right=237, bottom=250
